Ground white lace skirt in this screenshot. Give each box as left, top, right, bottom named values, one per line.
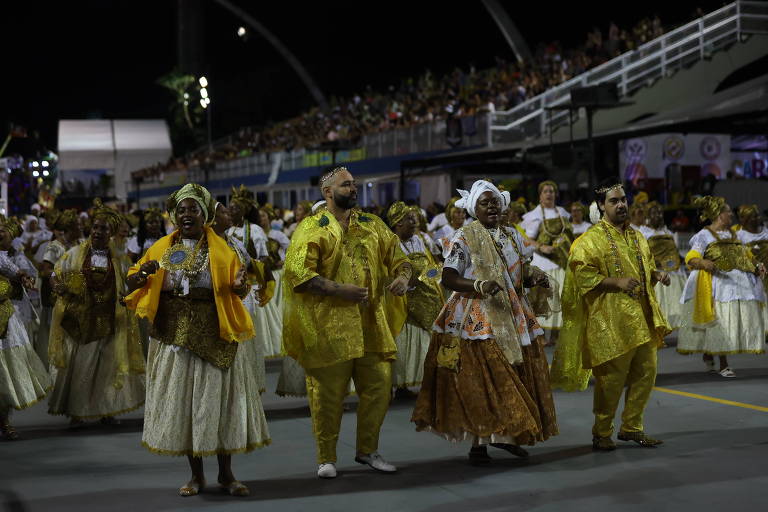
left=242, top=293, right=266, bottom=393
left=252, top=272, right=283, bottom=358
left=654, top=273, right=686, bottom=330
left=142, top=339, right=271, bottom=457
left=275, top=356, right=307, bottom=397
left=0, top=314, right=51, bottom=410
left=47, top=336, right=146, bottom=420
left=536, top=266, right=565, bottom=330
left=392, top=322, right=431, bottom=388
left=677, top=300, right=766, bottom=355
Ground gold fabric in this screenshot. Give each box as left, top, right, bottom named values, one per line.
left=305, top=352, right=392, bottom=463
left=404, top=250, right=443, bottom=332
left=704, top=231, right=755, bottom=273
left=592, top=341, right=657, bottom=437
left=536, top=215, right=574, bottom=269
left=59, top=268, right=116, bottom=344
left=648, top=235, right=682, bottom=271
left=412, top=335, right=557, bottom=444
left=124, top=227, right=254, bottom=343
left=151, top=289, right=238, bottom=369
left=693, top=195, right=726, bottom=222
left=746, top=239, right=768, bottom=289
left=49, top=242, right=145, bottom=389
left=0, top=277, right=13, bottom=338
left=283, top=210, right=408, bottom=369
left=551, top=221, right=670, bottom=391
left=462, top=221, right=526, bottom=365
left=386, top=201, right=410, bottom=228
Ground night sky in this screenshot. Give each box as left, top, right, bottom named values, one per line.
left=5, top=0, right=724, bottom=156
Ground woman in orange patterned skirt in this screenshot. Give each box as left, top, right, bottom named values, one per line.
left=411, top=180, right=558, bottom=464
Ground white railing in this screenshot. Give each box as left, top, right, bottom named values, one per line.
left=489, top=0, right=768, bottom=145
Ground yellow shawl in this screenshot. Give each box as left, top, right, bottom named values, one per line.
left=123, top=226, right=254, bottom=342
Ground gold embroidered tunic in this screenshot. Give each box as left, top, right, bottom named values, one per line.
left=283, top=211, right=408, bottom=369
left=551, top=220, right=670, bottom=391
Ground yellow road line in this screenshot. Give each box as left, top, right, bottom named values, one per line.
left=653, top=386, right=768, bottom=412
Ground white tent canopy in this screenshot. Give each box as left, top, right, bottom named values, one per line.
left=58, top=119, right=172, bottom=201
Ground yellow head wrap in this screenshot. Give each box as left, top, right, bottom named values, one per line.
left=0, top=216, right=22, bottom=239
left=143, top=207, right=163, bottom=223
left=230, top=185, right=258, bottom=216
left=167, top=183, right=215, bottom=225
left=386, top=201, right=411, bottom=228
left=693, top=196, right=727, bottom=222
left=91, top=199, right=122, bottom=233
left=738, top=204, right=759, bottom=221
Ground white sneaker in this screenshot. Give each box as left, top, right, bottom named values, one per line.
left=354, top=452, right=397, bottom=473
left=317, top=463, right=337, bottom=479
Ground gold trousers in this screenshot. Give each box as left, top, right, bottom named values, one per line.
left=305, top=352, right=391, bottom=464
left=592, top=341, right=657, bottom=438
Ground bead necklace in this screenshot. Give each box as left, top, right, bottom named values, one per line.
left=599, top=220, right=647, bottom=299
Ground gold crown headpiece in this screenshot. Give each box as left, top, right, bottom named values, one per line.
left=319, top=166, right=349, bottom=186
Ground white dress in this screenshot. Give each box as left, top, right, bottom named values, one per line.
left=47, top=249, right=146, bottom=420
left=142, top=239, right=270, bottom=456
left=678, top=229, right=766, bottom=355
left=737, top=227, right=768, bottom=333
left=391, top=235, right=436, bottom=389
left=572, top=221, right=592, bottom=236
left=227, top=224, right=283, bottom=358
left=0, top=254, right=51, bottom=413
left=521, top=206, right=571, bottom=331
left=126, top=236, right=158, bottom=259
left=639, top=225, right=687, bottom=330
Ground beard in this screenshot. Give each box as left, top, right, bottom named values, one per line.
left=334, top=191, right=357, bottom=210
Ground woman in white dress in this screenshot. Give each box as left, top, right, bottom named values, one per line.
left=125, top=184, right=270, bottom=497
left=569, top=202, right=592, bottom=236
left=433, top=198, right=467, bottom=257
left=639, top=202, right=686, bottom=330
left=48, top=202, right=145, bottom=426
left=678, top=196, right=766, bottom=377
left=521, top=181, right=572, bottom=340
left=127, top=208, right=166, bottom=263
left=0, top=216, right=51, bottom=440
left=385, top=202, right=443, bottom=398
left=736, top=204, right=768, bottom=333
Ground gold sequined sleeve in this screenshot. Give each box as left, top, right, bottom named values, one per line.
left=284, top=223, right=321, bottom=291
left=568, top=237, right=606, bottom=296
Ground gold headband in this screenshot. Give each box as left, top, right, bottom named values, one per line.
left=91, top=199, right=123, bottom=233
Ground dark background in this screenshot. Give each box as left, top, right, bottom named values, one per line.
left=4, top=0, right=724, bottom=156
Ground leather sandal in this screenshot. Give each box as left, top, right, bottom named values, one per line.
left=617, top=431, right=663, bottom=447
left=1, top=422, right=19, bottom=441
left=179, top=479, right=205, bottom=497
left=220, top=480, right=250, bottom=497
left=592, top=435, right=616, bottom=451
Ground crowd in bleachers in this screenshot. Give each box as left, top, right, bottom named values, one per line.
left=135, top=14, right=673, bottom=179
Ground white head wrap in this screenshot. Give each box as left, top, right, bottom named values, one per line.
left=311, top=200, right=327, bottom=214
left=455, top=180, right=504, bottom=218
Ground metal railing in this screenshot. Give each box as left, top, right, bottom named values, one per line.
left=489, top=0, right=768, bottom=145
left=182, top=115, right=489, bottom=184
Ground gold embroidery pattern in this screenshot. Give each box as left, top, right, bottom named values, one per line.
left=704, top=229, right=755, bottom=273
left=151, top=288, right=238, bottom=369
left=536, top=212, right=574, bottom=268
left=648, top=235, right=682, bottom=271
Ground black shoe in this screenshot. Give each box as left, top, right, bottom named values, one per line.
left=468, top=446, right=492, bottom=465
left=489, top=443, right=529, bottom=458
left=617, top=431, right=663, bottom=447
left=592, top=435, right=617, bottom=451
